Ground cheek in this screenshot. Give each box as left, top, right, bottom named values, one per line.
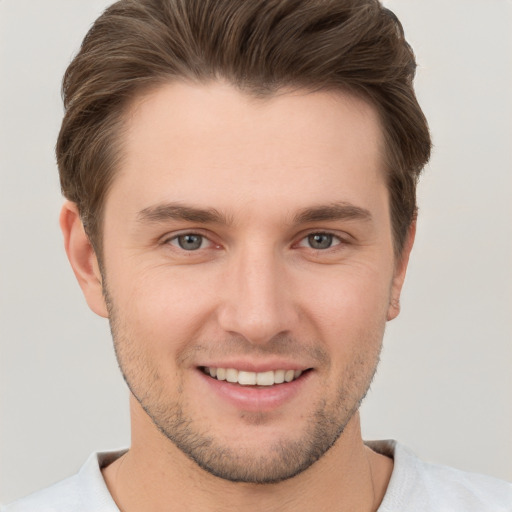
left=302, top=265, right=392, bottom=329
left=296, top=264, right=392, bottom=377
left=110, top=266, right=217, bottom=353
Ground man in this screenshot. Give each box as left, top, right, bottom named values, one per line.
left=2, top=0, right=511, bottom=510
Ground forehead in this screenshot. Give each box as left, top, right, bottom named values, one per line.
left=109, top=81, right=386, bottom=222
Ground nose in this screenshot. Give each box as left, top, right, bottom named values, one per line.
left=217, top=244, right=298, bottom=345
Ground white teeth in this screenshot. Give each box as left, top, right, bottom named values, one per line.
left=204, top=367, right=304, bottom=386
left=274, top=369, right=285, bottom=384
left=226, top=368, right=238, bottom=383
left=256, top=371, right=274, bottom=386
left=284, top=370, right=295, bottom=383
left=238, top=371, right=256, bottom=385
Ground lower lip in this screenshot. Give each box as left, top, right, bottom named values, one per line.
left=197, top=369, right=312, bottom=412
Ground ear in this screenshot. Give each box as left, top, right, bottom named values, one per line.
left=387, top=220, right=416, bottom=321
left=60, top=201, right=109, bottom=318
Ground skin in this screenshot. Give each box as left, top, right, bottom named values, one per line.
left=61, top=81, right=414, bottom=511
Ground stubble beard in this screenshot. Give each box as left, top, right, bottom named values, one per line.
left=104, top=287, right=382, bottom=484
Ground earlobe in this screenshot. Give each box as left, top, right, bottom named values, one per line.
left=387, top=221, right=416, bottom=321
left=59, top=201, right=109, bottom=318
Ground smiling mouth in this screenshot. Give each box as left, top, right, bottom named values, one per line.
left=200, top=367, right=310, bottom=386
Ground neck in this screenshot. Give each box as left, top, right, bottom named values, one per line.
left=102, top=402, right=393, bottom=512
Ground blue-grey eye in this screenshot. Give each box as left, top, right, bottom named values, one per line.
left=176, top=234, right=204, bottom=250
left=307, top=233, right=334, bottom=249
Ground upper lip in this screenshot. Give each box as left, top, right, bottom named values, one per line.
left=197, top=360, right=311, bottom=373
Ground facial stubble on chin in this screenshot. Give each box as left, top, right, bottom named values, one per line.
left=103, top=284, right=382, bottom=484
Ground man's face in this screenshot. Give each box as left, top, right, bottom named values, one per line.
left=96, top=82, right=406, bottom=483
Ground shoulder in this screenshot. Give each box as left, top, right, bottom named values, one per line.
left=1, top=474, right=84, bottom=512
left=368, top=440, right=512, bottom=512
left=1, top=451, right=124, bottom=512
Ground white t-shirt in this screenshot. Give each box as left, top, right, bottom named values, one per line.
left=2, top=441, right=511, bottom=511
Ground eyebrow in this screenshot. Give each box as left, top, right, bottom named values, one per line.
left=136, top=201, right=372, bottom=226
left=292, top=202, right=373, bottom=225
left=137, top=203, right=231, bottom=225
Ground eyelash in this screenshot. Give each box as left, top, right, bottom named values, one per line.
left=165, top=232, right=217, bottom=251
left=163, top=231, right=346, bottom=252
left=296, top=232, right=343, bottom=251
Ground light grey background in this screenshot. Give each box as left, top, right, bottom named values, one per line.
left=1, top=0, right=511, bottom=504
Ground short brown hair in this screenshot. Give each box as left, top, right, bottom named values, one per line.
left=57, top=0, right=431, bottom=256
